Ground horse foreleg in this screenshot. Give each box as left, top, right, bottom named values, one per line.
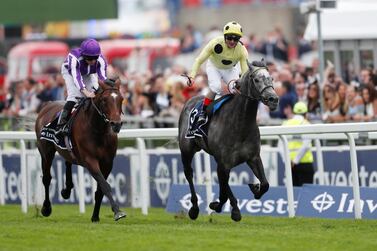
left=61, top=161, right=74, bottom=200
left=87, top=160, right=126, bottom=221
left=247, top=157, right=269, bottom=200
left=91, top=160, right=114, bottom=223
left=209, top=166, right=229, bottom=213
left=182, top=152, right=199, bottom=220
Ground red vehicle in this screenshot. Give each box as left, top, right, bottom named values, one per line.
left=99, top=38, right=180, bottom=73
left=6, top=41, right=69, bottom=87
left=0, top=57, right=6, bottom=103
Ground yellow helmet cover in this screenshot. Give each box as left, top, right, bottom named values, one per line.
left=223, top=21, right=243, bottom=37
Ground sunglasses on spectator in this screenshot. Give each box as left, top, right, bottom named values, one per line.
left=83, top=55, right=99, bottom=61
left=225, top=35, right=240, bottom=42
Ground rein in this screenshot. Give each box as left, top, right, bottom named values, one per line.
left=90, top=87, right=120, bottom=124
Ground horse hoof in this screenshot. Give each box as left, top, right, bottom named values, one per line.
left=114, top=211, right=126, bottom=221
left=41, top=205, right=52, bottom=217
left=209, top=201, right=222, bottom=213
left=188, top=206, right=199, bottom=220
left=249, top=183, right=269, bottom=200
left=249, top=183, right=262, bottom=199
left=91, top=217, right=100, bottom=223
left=231, top=209, right=242, bottom=222
left=61, top=189, right=71, bottom=200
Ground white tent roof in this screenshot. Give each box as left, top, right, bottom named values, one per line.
left=304, top=0, right=377, bottom=41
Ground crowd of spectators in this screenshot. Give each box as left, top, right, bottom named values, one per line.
left=1, top=24, right=377, bottom=128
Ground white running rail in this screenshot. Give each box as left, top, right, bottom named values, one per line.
left=1, top=122, right=377, bottom=218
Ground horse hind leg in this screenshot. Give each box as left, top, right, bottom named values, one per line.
left=61, top=161, right=74, bottom=199
left=247, top=157, right=269, bottom=200
left=211, top=166, right=241, bottom=222
left=209, top=166, right=229, bottom=213
left=39, top=147, right=55, bottom=217
left=182, top=151, right=200, bottom=220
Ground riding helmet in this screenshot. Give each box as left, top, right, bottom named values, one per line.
left=293, top=102, right=308, bottom=114
left=223, top=21, right=243, bottom=37
left=80, top=38, right=101, bottom=57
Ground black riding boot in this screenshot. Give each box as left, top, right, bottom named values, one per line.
left=56, top=101, right=75, bottom=135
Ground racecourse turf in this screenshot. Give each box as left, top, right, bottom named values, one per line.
left=0, top=205, right=376, bottom=251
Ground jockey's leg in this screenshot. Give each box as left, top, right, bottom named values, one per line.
left=198, top=91, right=215, bottom=123
left=56, top=101, right=75, bottom=135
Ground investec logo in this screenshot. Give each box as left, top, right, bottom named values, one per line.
left=179, top=193, right=297, bottom=215
left=311, top=192, right=377, bottom=213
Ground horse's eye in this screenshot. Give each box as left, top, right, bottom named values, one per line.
left=255, top=78, right=260, bottom=83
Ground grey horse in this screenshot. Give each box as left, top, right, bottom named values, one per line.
left=178, top=61, right=279, bottom=221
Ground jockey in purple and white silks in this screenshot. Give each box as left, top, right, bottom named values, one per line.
left=56, top=38, right=108, bottom=135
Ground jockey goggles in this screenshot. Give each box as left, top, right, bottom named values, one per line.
left=83, top=55, right=99, bottom=61
left=225, top=35, right=241, bottom=42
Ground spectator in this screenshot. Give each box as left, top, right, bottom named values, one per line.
left=37, top=76, right=59, bottom=111
left=18, top=78, right=41, bottom=116
left=360, top=86, right=375, bottom=121
left=180, top=24, right=202, bottom=53
left=322, top=84, right=343, bottom=123
left=345, top=85, right=364, bottom=122
left=270, top=81, right=296, bottom=119
left=306, top=82, right=321, bottom=121
left=281, top=102, right=314, bottom=186
left=142, top=74, right=172, bottom=117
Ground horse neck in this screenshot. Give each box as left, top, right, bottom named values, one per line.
left=231, top=95, right=259, bottom=124
left=85, top=102, right=110, bottom=135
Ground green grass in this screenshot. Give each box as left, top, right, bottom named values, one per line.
left=0, top=205, right=377, bottom=251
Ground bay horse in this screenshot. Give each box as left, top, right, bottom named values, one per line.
left=178, top=61, right=279, bottom=221
left=35, top=79, right=126, bottom=222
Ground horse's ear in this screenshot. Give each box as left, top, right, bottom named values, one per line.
left=247, top=61, right=254, bottom=71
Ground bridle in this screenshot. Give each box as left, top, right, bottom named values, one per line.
left=237, top=66, right=274, bottom=101
left=91, top=87, right=122, bottom=125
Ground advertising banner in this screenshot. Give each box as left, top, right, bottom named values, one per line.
left=166, top=184, right=301, bottom=217
left=296, top=185, right=377, bottom=219
left=1, top=154, right=131, bottom=206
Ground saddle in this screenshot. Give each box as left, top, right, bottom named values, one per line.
left=40, top=99, right=87, bottom=150
left=185, top=94, right=233, bottom=139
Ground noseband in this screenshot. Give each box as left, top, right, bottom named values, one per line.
left=91, top=88, right=121, bottom=124
left=238, top=66, right=274, bottom=101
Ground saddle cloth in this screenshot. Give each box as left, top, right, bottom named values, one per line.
left=185, top=94, right=233, bottom=139
left=40, top=113, right=72, bottom=150
left=39, top=99, right=86, bottom=149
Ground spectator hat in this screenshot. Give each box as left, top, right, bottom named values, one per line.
left=293, top=102, right=308, bottom=114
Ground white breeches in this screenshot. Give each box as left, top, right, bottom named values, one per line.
left=206, top=60, right=240, bottom=95
left=61, top=66, right=99, bottom=102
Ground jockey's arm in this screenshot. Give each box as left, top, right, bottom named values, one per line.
left=96, top=55, right=108, bottom=81
left=71, top=57, right=86, bottom=90
left=239, top=46, right=249, bottom=76
left=189, top=42, right=212, bottom=79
